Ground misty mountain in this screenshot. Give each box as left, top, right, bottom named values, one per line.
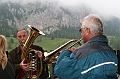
left=0, top=1, right=120, bottom=38
left=0, top=1, right=91, bottom=28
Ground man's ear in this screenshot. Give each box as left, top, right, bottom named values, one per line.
left=85, top=28, right=90, bottom=35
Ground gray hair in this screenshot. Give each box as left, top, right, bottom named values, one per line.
left=17, top=28, right=29, bottom=34
left=82, top=14, right=103, bottom=34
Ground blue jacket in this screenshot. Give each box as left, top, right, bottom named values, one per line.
left=54, top=35, right=118, bottom=79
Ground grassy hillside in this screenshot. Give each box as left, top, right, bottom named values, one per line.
left=34, top=37, right=73, bottom=52
left=6, top=37, right=80, bottom=52
left=6, top=37, right=19, bottom=52
left=6, top=36, right=120, bottom=53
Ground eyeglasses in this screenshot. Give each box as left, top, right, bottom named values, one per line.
left=79, top=28, right=86, bottom=33
left=79, top=28, right=82, bottom=32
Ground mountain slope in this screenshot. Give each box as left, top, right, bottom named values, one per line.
left=0, top=1, right=120, bottom=38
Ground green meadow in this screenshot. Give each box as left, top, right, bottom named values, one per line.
left=6, top=36, right=120, bottom=52
left=6, top=37, right=78, bottom=52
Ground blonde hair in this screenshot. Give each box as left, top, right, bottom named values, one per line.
left=82, top=14, right=103, bottom=34
left=0, top=35, right=8, bottom=70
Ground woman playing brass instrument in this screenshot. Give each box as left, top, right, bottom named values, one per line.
left=54, top=14, right=118, bottom=79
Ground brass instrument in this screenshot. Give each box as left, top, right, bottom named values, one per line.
left=44, top=39, right=82, bottom=63
left=21, top=25, right=45, bottom=79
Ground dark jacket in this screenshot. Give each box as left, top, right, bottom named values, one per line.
left=0, top=61, right=15, bottom=79
left=54, top=35, right=118, bottom=79
left=8, top=45, right=49, bottom=79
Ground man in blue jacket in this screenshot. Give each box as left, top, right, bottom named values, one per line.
left=54, top=14, right=118, bottom=79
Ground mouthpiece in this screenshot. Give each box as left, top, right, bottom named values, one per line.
left=22, top=40, right=25, bottom=46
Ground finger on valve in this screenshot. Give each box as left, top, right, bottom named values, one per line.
left=68, top=47, right=76, bottom=53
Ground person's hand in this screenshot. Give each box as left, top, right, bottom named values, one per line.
left=35, top=50, right=43, bottom=58
left=20, top=59, right=29, bottom=71
left=68, top=47, right=76, bottom=53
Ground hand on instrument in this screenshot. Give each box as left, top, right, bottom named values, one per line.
left=35, top=50, right=43, bottom=58
left=20, top=58, right=30, bottom=71
left=68, top=47, right=76, bottom=53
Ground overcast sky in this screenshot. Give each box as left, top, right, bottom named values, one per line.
left=1, top=0, right=120, bottom=18
left=58, top=0, right=120, bottom=18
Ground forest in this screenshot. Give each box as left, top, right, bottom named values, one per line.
left=0, top=1, right=120, bottom=51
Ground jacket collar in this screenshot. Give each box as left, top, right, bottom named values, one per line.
left=88, top=35, right=108, bottom=43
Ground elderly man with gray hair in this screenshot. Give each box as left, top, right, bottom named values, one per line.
left=54, top=14, right=118, bottom=79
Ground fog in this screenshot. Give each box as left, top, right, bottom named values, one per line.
left=1, top=0, right=120, bottom=18
left=58, top=0, right=120, bottom=18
